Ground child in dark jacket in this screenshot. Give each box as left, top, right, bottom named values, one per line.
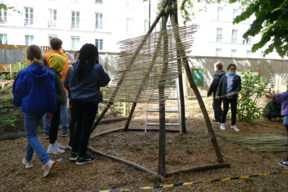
left=12, top=45, right=57, bottom=177
left=216, top=63, right=242, bottom=132
left=66, top=44, right=110, bottom=165
left=46, top=54, right=67, bottom=154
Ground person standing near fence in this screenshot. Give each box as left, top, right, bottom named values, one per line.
left=42, top=38, right=69, bottom=138
left=12, top=45, right=57, bottom=177
left=215, top=64, right=242, bottom=132
left=207, top=61, right=225, bottom=124
left=66, top=44, right=110, bottom=165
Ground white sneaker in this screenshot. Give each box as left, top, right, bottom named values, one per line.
left=55, top=141, right=67, bottom=150
left=220, top=123, right=226, bottom=130
left=22, top=158, right=33, bottom=169
left=47, top=144, right=65, bottom=154
left=42, top=160, right=56, bottom=177
left=231, top=125, right=240, bottom=132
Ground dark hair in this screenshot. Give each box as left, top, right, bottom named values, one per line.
left=74, top=51, right=80, bottom=59
left=75, top=44, right=98, bottom=82
left=26, top=45, right=43, bottom=66
left=227, top=63, right=236, bottom=71
left=50, top=37, right=63, bottom=50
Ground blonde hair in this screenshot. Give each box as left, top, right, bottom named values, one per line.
left=214, top=61, right=223, bottom=70
left=26, top=45, right=43, bottom=66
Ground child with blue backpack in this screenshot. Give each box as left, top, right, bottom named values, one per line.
left=12, top=45, right=57, bottom=177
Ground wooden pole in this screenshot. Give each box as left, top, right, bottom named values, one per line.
left=158, top=12, right=169, bottom=176
left=87, top=146, right=162, bottom=179
left=90, top=0, right=170, bottom=134
left=163, top=163, right=230, bottom=177
left=173, top=1, right=186, bottom=133
left=9, top=64, right=14, bottom=80
left=169, top=7, right=224, bottom=164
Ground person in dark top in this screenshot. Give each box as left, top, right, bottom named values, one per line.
left=66, top=44, right=110, bottom=165
left=216, top=63, right=242, bottom=132
left=264, top=99, right=282, bottom=120
left=207, top=61, right=226, bottom=124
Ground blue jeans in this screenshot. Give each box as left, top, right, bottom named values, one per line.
left=24, top=114, right=50, bottom=164
left=43, top=103, right=68, bottom=133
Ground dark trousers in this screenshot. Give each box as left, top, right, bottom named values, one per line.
left=49, top=104, right=61, bottom=144
left=213, top=97, right=222, bottom=122
left=268, top=111, right=281, bottom=119
left=222, top=98, right=237, bottom=125
left=72, top=100, right=98, bottom=157
left=68, top=101, right=77, bottom=147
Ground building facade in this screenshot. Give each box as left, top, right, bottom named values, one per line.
left=0, top=0, right=158, bottom=52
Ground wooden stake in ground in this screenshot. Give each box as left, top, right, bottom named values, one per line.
left=169, top=4, right=224, bottom=163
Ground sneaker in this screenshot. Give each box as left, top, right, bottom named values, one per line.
left=42, top=160, right=56, bottom=178
left=76, top=155, right=97, bottom=166
left=70, top=152, right=79, bottom=161
left=231, top=125, right=240, bottom=132
left=47, top=144, right=65, bottom=154
left=55, top=141, right=67, bottom=150
left=22, top=158, right=33, bottom=169
left=220, top=123, right=226, bottom=130
left=62, top=131, right=69, bottom=137
left=45, top=133, right=49, bottom=139
left=67, top=144, right=72, bottom=150
left=212, top=120, right=221, bottom=124
left=278, top=159, right=288, bottom=169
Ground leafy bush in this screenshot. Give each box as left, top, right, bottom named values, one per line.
left=237, top=70, right=272, bottom=122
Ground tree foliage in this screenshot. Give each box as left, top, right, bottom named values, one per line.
left=231, top=0, right=288, bottom=58
left=0, top=1, right=21, bottom=23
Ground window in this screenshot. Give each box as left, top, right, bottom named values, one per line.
left=0, top=8, right=7, bottom=23
left=48, top=9, right=57, bottom=27
left=95, top=0, right=103, bottom=4
left=0, top=34, right=7, bottom=44
left=144, top=20, right=148, bottom=34
left=231, top=49, right=237, bottom=57
left=95, top=13, right=103, bottom=29
left=231, top=30, right=237, bottom=43
left=25, top=35, right=34, bottom=45
left=71, top=11, right=80, bottom=29
left=95, top=39, right=103, bottom=50
left=216, top=48, right=222, bottom=57
left=144, top=1, right=148, bottom=9
left=261, top=51, right=265, bottom=57
left=246, top=50, right=251, bottom=58
left=126, top=18, right=133, bottom=33
left=126, top=0, right=135, bottom=8
left=71, top=0, right=80, bottom=2
left=247, top=36, right=252, bottom=44
left=71, top=37, right=80, bottom=49
left=217, top=7, right=223, bottom=21
left=24, top=7, right=33, bottom=26
left=233, top=9, right=238, bottom=20
left=216, top=28, right=223, bottom=42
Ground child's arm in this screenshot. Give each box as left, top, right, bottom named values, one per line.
left=215, top=77, right=223, bottom=98
left=275, top=90, right=288, bottom=102
left=47, top=80, right=57, bottom=114
left=64, top=68, right=71, bottom=91
left=98, top=65, right=110, bottom=87
left=12, top=71, right=26, bottom=107
left=232, top=76, right=242, bottom=94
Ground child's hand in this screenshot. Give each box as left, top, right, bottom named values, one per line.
left=46, top=113, right=53, bottom=121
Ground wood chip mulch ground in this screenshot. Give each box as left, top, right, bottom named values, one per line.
left=1, top=99, right=288, bottom=191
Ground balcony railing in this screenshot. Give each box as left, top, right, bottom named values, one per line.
left=0, top=17, right=7, bottom=23
left=48, top=20, right=57, bottom=28
left=231, top=38, right=237, bottom=43
left=24, top=19, right=34, bottom=26
left=95, top=0, right=103, bottom=4
left=216, top=36, right=222, bottom=42
left=71, top=22, right=80, bottom=29
left=95, top=23, right=103, bottom=30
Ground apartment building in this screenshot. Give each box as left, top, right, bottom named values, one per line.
left=0, top=0, right=157, bottom=52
